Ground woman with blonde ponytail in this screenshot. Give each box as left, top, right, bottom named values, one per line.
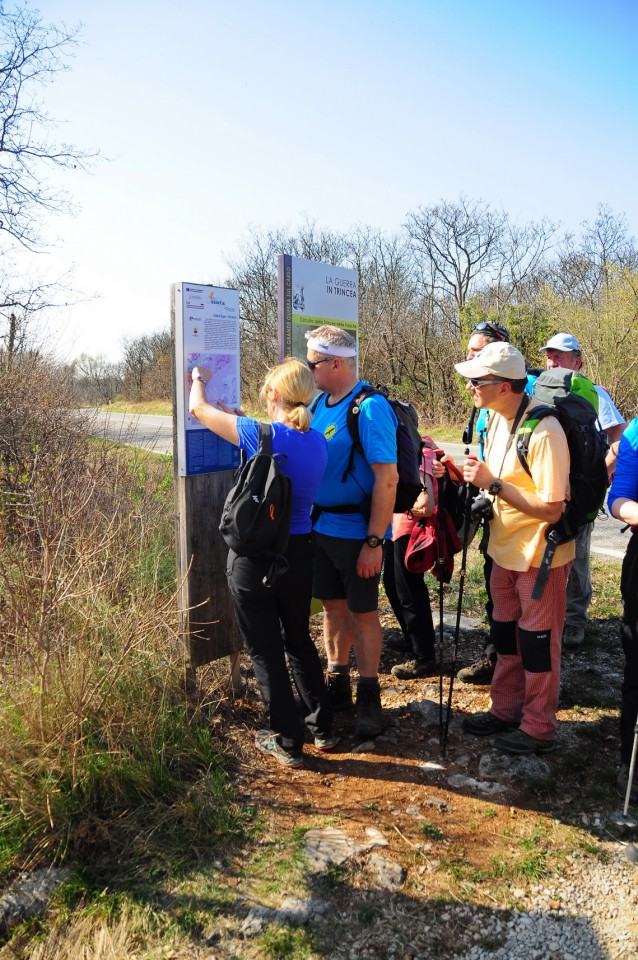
left=189, top=358, right=335, bottom=768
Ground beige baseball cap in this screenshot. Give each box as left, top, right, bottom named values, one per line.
left=454, top=341, right=526, bottom=380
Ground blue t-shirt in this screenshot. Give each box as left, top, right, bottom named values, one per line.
left=235, top=419, right=328, bottom=535
left=310, top=382, right=398, bottom=539
left=608, top=418, right=638, bottom=515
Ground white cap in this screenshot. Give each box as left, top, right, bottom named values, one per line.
left=540, top=333, right=582, bottom=353
left=454, top=342, right=526, bottom=380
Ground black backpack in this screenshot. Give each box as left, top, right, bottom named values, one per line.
left=219, top=423, right=292, bottom=583
left=312, top=385, right=423, bottom=519
left=515, top=368, right=609, bottom=599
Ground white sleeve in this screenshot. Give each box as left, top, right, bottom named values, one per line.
left=594, top=385, right=624, bottom=431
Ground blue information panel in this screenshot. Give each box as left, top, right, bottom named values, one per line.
left=172, top=281, right=241, bottom=477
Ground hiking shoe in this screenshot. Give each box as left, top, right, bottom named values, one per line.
left=391, top=658, right=437, bottom=680
left=462, top=711, right=519, bottom=737
left=314, top=733, right=340, bottom=751
left=255, top=730, right=303, bottom=768
left=493, top=728, right=556, bottom=755
left=617, top=764, right=638, bottom=805
left=326, top=672, right=353, bottom=711
left=457, top=654, right=496, bottom=685
left=355, top=682, right=384, bottom=739
left=563, top=624, right=585, bottom=647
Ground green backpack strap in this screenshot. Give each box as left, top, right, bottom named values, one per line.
left=515, top=405, right=555, bottom=478
left=569, top=373, right=599, bottom=414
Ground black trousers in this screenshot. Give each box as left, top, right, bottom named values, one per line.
left=383, top=534, right=436, bottom=661
left=226, top=533, right=332, bottom=752
left=620, top=531, right=638, bottom=765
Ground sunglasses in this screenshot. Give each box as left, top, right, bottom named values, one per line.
left=468, top=377, right=505, bottom=387
left=306, top=358, right=331, bottom=371
left=471, top=321, right=508, bottom=342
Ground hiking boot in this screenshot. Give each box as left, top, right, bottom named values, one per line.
left=326, top=672, right=353, bottom=712
left=617, top=764, right=638, bottom=805
left=462, top=711, right=519, bottom=737
left=314, top=733, right=340, bottom=751
left=493, top=728, right=556, bottom=755
left=391, top=658, right=437, bottom=680
left=355, top=682, right=384, bottom=739
left=457, top=654, right=496, bottom=685
left=563, top=624, right=585, bottom=647
left=255, top=730, right=303, bottom=768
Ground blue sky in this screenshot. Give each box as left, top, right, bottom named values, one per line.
left=23, top=0, right=638, bottom=360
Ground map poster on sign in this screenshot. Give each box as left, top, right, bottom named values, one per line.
left=277, top=255, right=359, bottom=362
left=172, top=282, right=241, bottom=477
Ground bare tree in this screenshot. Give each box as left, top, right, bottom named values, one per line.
left=121, top=329, right=172, bottom=401
left=548, top=205, right=638, bottom=308
left=0, top=4, right=96, bottom=251
left=74, top=354, right=123, bottom=405
left=405, top=197, right=507, bottom=318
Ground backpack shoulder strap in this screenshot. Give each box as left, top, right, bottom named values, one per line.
left=515, top=405, right=556, bottom=478
left=343, top=385, right=382, bottom=481
left=257, top=420, right=273, bottom=457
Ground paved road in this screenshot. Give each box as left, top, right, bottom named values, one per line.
left=89, top=413, right=629, bottom=561
left=88, top=410, right=174, bottom=455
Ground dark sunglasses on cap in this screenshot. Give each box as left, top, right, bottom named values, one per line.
left=306, top=358, right=331, bottom=371
left=471, top=321, right=509, bottom=342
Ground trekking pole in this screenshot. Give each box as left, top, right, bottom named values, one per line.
left=435, top=452, right=446, bottom=748
left=441, top=456, right=475, bottom=757
left=462, top=406, right=477, bottom=447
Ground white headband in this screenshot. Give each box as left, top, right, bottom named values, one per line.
left=306, top=336, right=357, bottom=358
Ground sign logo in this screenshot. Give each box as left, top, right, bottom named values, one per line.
left=325, top=424, right=336, bottom=440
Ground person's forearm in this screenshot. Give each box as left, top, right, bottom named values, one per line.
left=367, top=467, right=398, bottom=536
left=188, top=371, right=239, bottom=444
left=463, top=456, right=564, bottom=523
left=495, top=478, right=564, bottom=523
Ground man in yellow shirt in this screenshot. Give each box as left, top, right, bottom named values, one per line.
left=454, top=342, right=574, bottom=755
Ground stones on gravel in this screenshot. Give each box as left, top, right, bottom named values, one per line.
left=303, top=825, right=388, bottom=873
left=240, top=896, right=329, bottom=937
left=478, top=749, right=552, bottom=781
left=367, top=853, right=405, bottom=891
left=0, top=867, right=72, bottom=934
left=447, top=773, right=506, bottom=795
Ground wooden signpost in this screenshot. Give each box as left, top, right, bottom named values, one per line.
left=171, top=282, right=243, bottom=689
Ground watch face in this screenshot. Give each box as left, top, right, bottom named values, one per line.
left=366, top=535, right=382, bottom=548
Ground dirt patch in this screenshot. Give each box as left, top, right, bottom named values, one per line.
left=200, top=591, right=637, bottom=959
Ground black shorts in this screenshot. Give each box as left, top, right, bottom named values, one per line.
left=312, top=532, right=381, bottom=614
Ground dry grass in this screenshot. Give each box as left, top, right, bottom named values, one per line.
left=0, top=360, right=243, bottom=892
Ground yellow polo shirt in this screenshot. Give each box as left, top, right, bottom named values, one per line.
left=484, top=401, right=575, bottom=572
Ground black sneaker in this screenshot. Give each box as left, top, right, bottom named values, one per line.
left=391, top=658, right=437, bottom=680
left=462, top=711, right=519, bottom=737
left=493, top=728, right=556, bottom=756
left=457, top=654, right=496, bottom=685
left=355, top=682, right=384, bottom=739
left=326, top=672, right=353, bottom=712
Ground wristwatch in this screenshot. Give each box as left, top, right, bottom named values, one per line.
left=488, top=479, right=503, bottom=496
left=365, top=534, right=384, bottom=548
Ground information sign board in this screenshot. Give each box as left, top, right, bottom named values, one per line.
left=172, top=281, right=241, bottom=477
left=277, top=255, right=358, bottom=361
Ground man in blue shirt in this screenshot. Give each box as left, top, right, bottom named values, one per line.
left=306, top=325, right=398, bottom=739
